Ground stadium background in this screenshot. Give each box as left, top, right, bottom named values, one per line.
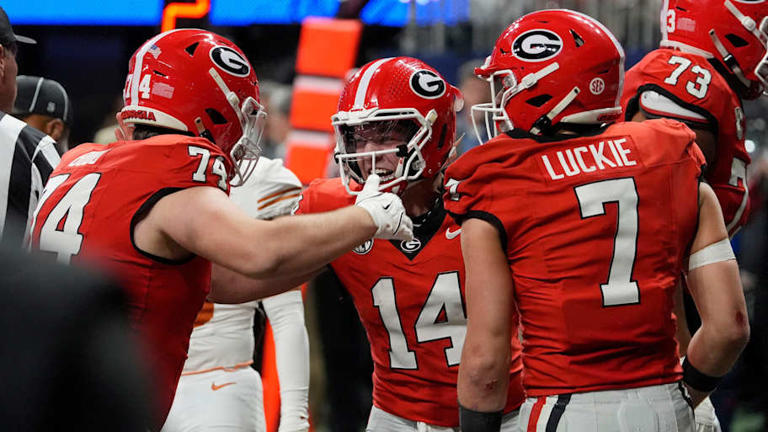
left=4, top=0, right=766, bottom=431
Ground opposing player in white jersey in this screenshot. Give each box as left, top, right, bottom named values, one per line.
left=162, top=157, right=310, bottom=432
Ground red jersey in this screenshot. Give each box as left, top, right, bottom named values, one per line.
left=296, top=178, right=523, bottom=426
left=444, top=120, right=705, bottom=397
left=623, top=48, right=750, bottom=235
left=29, top=135, right=231, bottom=424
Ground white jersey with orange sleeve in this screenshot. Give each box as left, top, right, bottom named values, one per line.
left=161, top=157, right=308, bottom=432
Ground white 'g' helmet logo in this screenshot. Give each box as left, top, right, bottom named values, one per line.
left=410, top=70, right=446, bottom=99
left=512, top=30, right=563, bottom=62
left=210, top=46, right=251, bottom=77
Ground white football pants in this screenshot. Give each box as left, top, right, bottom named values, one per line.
left=520, top=382, right=695, bottom=432
left=161, top=367, right=266, bottom=431
left=366, top=404, right=520, bottom=432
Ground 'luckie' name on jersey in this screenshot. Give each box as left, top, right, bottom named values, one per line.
left=541, top=137, right=638, bottom=180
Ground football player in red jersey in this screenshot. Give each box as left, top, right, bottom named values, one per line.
left=621, top=2, right=768, bottom=429
left=447, top=10, right=749, bottom=432
left=28, top=29, right=412, bottom=429
left=623, top=0, right=768, bottom=237
left=294, top=56, right=524, bottom=431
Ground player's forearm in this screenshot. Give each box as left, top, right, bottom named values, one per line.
left=208, top=265, right=317, bottom=303
left=233, top=206, right=376, bottom=278
left=687, top=322, right=749, bottom=378
left=685, top=261, right=749, bottom=377
left=457, top=336, right=510, bottom=412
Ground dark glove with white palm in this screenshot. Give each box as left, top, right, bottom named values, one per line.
left=354, top=174, right=413, bottom=241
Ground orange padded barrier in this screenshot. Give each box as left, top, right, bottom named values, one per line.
left=286, top=18, right=362, bottom=184
left=284, top=132, right=336, bottom=185
left=261, top=322, right=280, bottom=432
left=290, top=88, right=340, bottom=133
left=296, top=18, right=363, bottom=78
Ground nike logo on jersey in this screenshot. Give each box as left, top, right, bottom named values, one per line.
left=445, top=227, right=461, bottom=239
left=211, top=382, right=236, bottom=391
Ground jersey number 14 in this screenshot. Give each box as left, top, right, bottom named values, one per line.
left=372, top=271, right=466, bottom=369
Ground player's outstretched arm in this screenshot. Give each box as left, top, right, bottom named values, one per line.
left=139, top=175, right=410, bottom=281
left=208, top=264, right=320, bottom=304
left=684, top=182, right=750, bottom=406
left=457, top=218, right=514, bottom=431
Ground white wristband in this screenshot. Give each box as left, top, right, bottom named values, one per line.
left=688, top=238, right=735, bottom=271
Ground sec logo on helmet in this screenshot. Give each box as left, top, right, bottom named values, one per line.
left=410, top=70, right=446, bottom=99
left=210, top=46, right=250, bottom=77
left=512, top=29, right=563, bottom=62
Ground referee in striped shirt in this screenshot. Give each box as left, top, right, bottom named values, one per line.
left=0, top=6, right=60, bottom=246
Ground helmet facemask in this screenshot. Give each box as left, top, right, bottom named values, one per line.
left=208, top=68, right=267, bottom=187
left=471, top=69, right=516, bottom=144
left=229, top=96, right=267, bottom=187
left=333, top=108, right=434, bottom=195
left=473, top=62, right=561, bottom=140
left=752, top=16, right=768, bottom=94
left=703, top=0, right=768, bottom=98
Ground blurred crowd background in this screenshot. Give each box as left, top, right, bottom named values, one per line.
left=5, top=0, right=766, bottom=430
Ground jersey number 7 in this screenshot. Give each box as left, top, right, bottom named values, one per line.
left=575, top=177, right=640, bottom=307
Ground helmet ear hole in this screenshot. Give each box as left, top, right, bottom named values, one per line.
left=185, top=42, right=199, bottom=56
left=570, top=30, right=585, bottom=47
left=526, top=94, right=553, bottom=107
left=436, top=123, right=448, bottom=149
left=725, top=34, right=749, bottom=48
left=206, top=108, right=228, bottom=125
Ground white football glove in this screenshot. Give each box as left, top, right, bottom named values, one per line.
left=354, top=174, right=414, bottom=241
left=694, top=397, right=722, bottom=432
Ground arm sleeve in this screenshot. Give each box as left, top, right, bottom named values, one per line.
left=443, top=151, right=508, bottom=249
left=262, top=290, right=310, bottom=432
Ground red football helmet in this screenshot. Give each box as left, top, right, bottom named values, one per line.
left=118, top=29, right=266, bottom=185
left=661, top=0, right=768, bottom=100
left=472, top=9, right=624, bottom=140
left=333, top=57, right=462, bottom=195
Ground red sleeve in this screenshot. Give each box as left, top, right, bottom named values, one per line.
left=634, top=119, right=705, bottom=172
left=443, top=142, right=509, bottom=247
left=622, top=50, right=731, bottom=132
left=294, top=177, right=354, bottom=215
left=158, top=136, right=232, bottom=195
left=293, top=179, right=319, bottom=215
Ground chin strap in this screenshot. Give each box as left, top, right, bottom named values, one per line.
left=709, top=29, right=752, bottom=89
left=530, top=86, right=581, bottom=135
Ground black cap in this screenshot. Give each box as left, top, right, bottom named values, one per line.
left=0, top=6, right=36, bottom=54
left=14, top=76, right=72, bottom=125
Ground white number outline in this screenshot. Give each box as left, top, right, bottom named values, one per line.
left=372, top=277, right=418, bottom=369
left=666, top=9, right=676, bottom=33
left=414, top=271, right=466, bottom=367
left=371, top=271, right=466, bottom=369
left=188, top=145, right=227, bottom=191
left=37, top=173, right=102, bottom=264
left=574, top=177, right=641, bottom=307
left=139, top=74, right=152, bottom=99
left=663, top=55, right=711, bottom=99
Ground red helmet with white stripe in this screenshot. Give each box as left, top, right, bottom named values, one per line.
left=333, top=57, right=462, bottom=195
left=661, top=0, right=768, bottom=99
left=472, top=9, right=625, bottom=139
left=118, top=29, right=266, bottom=185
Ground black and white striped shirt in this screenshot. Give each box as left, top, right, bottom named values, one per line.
left=0, top=111, right=60, bottom=246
